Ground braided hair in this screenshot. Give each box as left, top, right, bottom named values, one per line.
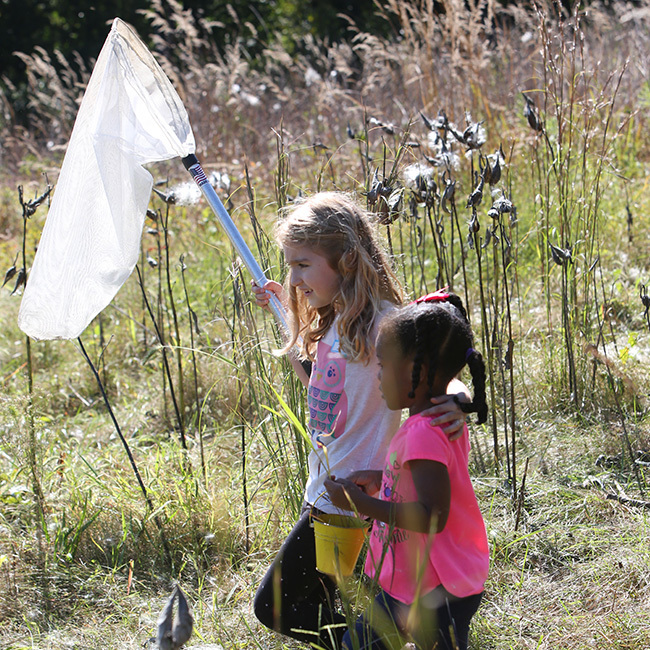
left=383, top=290, right=488, bottom=424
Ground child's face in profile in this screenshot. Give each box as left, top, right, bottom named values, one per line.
left=375, top=325, right=414, bottom=411
left=283, top=243, right=341, bottom=309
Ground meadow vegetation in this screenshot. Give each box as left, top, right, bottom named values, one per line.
left=1, top=0, right=650, bottom=648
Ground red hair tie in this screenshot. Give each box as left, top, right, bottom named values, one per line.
left=410, top=288, right=450, bottom=305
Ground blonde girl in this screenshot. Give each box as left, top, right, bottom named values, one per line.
left=252, top=192, right=468, bottom=649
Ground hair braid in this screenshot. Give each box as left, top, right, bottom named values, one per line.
left=409, top=317, right=424, bottom=398
left=423, top=311, right=442, bottom=392
left=455, top=349, right=488, bottom=424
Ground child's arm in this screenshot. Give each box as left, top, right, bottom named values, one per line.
left=325, top=461, right=450, bottom=534
left=251, top=280, right=310, bottom=387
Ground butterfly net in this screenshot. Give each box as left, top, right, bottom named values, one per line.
left=18, top=18, right=195, bottom=340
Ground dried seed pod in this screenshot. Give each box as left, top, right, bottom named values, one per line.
left=550, top=242, right=572, bottom=266
left=523, top=93, right=543, bottom=132
left=449, top=111, right=487, bottom=151
left=404, top=164, right=437, bottom=206
left=376, top=202, right=392, bottom=225
left=435, top=110, right=449, bottom=131
left=364, top=169, right=382, bottom=205
left=420, top=111, right=436, bottom=131
left=489, top=157, right=501, bottom=185
left=492, top=194, right=514, bottom=214
left=2, top=254, right=18, bottom=287
left=379, top=182, right=393, bottom=199
left=386, top=187, right=404, bottom=212
left=466, top=173, right=485, bottom=208
left=2, top=265, right=17, bottom=287
left=447, top=123, right=465, bottom=146
left=421, top=109, right=449, bottom=133
left=441, top=176, right=456, bottom=215
left=11, top=268, right=26, bottom=295
left=482, top=228, right=492, bottom=247
left=376, top=188, right=402, bottom=225
left=367, top=169, right=394, bottom=208
left=20, top=186, right=52, bottom=218
left=504, top=339, right=514, bottom=370
left=503, top=231, right=512, bottom=265
left=153, top=188, right=177, bottom=204
left=462, top=120, right=486, bottom=150
left=367, top=116, right=395, bottom=135
left=190, top=308, right=201, bottom=336
left=483, top=149, right=502, bottom=185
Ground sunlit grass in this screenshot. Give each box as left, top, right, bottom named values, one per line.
left=1, top=0, right=650, bottom=648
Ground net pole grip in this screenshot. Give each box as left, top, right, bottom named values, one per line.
left=181, top=154, right=289, bottom=333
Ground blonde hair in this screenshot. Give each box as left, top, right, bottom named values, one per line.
left=276, top=192, right=403, bottom=363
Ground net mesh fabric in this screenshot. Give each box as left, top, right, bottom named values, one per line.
left=19, top=18, right=195, bottom=340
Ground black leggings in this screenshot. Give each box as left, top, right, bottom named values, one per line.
left=343, top=586, right=483, bottom=650
left=253, top=507, right=346, bottom=649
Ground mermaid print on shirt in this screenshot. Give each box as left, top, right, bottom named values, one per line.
left=373, top=452, right=409, bottom=546
left=308, top=334, right=348, bottom=447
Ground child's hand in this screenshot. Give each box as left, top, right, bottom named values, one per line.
left=251, top=279, right=285, bottom=311
left=421, top=394, right=468, bottom=441
left=346, top=470, right=383, bottom=496
left=324, top=477, right=363, bottom=511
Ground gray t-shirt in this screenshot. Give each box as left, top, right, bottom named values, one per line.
left=304, top=303, right=402, bottom=513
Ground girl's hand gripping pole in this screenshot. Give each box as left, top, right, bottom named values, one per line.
left=182, top=154, right=290, bottom=334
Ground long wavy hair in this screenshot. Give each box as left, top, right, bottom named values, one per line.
left=276, top=192, right=403, bottom=363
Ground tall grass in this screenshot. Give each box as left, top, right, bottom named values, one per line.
left=1, top=0, right=650, bottom=648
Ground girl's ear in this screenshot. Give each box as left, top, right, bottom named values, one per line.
left=418, top=360, right=428, bottom=387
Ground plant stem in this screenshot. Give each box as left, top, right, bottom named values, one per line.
left=136, top=265, right=187, bottom=449
left=77, top=336, right=173, bottom=565
left=181, top=257, right=205, bottom=482
left=161, top=203, right=186, bottom=437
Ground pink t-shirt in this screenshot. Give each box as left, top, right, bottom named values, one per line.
left=365, top=413, right=489, bottom=603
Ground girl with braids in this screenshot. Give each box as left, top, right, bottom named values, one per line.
left=325, top=291, right=489, bottom=650
left=251, top=193, right=470, bottom=649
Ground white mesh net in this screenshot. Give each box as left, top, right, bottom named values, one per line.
left=18, top=18, right=195, bottom=340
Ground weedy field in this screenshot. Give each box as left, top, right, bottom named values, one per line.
left=1, top=0, right=650, bottom=648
